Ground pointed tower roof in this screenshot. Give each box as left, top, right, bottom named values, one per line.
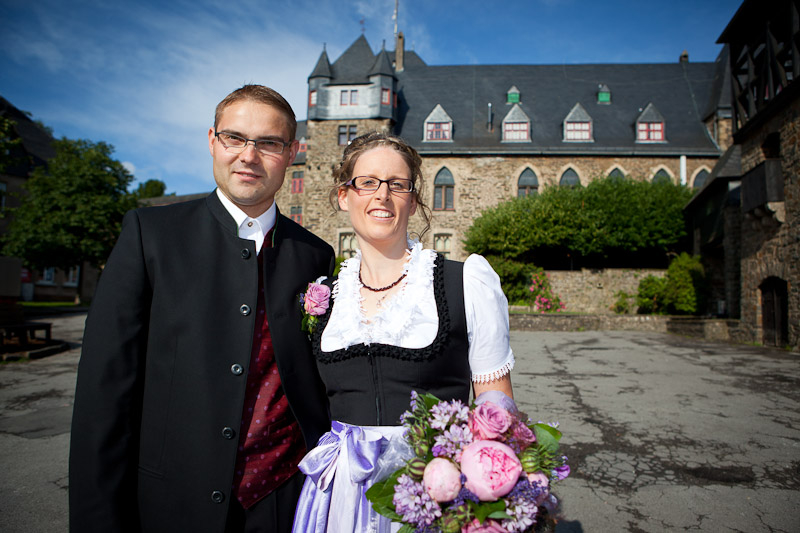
left=331, top=35, right=376, bottom=83
left=309, top=47, right=332, bottom=80
left=368, top=47, right=395, bottom=78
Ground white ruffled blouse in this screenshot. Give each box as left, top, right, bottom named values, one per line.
left=320, top=240, right=515, bottom=383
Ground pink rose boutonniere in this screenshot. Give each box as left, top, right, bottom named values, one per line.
left=299, top=280, right=330, bottom=335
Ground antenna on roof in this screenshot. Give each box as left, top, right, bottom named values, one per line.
left=360, top=18, right=365, bottom=34
left=393, top=0, right=399, bottom=39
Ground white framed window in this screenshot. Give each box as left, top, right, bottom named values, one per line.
left=638, top=122, right=664, bottom=141
left=309, top=90, right=317, bottom=106
left=38, top=267, right=56, bottom=285
left=340, top=90, right=348, bottom=105
left=565, top=121, right=591, bottom=141
left=434, top=234, right=452, bottom=258
left=64, top=266, right=80, bottom=287
left=425, top=122, right=451, bottom=141
left=349, top=90, right=358, bottom=105
left=381, top=88, right=391, bottom=105
left=503, top=122, right=529, bottom=141
left=339, top=232, right=358, bottom=258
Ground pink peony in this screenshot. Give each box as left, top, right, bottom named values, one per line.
left=422, top=458, right=462, bottom=502
left=460, top=440, right=522, bottom=501
left=469, top=402, right=511, bottom=440
left=303, top=283, right=331, bottom=316
left=511, top=421, right=536, bottom=448
left=462, top=518, right=506, bottom=532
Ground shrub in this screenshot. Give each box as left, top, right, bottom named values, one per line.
left=636, top=275, right=668, bottom=314
left=663, top=253, right=707, bottom=315
left=611, top=290, right=633, bottom=314
left=528, top=267, right=566, bottom=313
left=483, top=255, right=532, bottom=305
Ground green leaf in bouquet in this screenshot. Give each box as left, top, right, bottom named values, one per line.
left=468, top=500, right=507, bottom=522
left=365, top=470, right=403, bottom=521
left=419, top=392, right=442, bottom=410
left=398, top=525, right=415, bottom=533
left=533, top=423, right=562, bottom=454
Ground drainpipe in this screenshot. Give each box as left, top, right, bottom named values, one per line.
left=680, top=155, right=687, bottom=185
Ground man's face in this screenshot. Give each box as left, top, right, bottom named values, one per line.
left=208, top=100, right=298, bottom=217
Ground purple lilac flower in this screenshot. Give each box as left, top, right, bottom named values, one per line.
left=553, top=463, right=571, bottom=480
left=393, top=474, right=442, bottom=526
left=502, top=479, right=544, bottom=532
left=429, top=400, right=469, bottom=430
left=432, top=423, right=472, bottom=460
left=447, top=482, right=480, bottom=509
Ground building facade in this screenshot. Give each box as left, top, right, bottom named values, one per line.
left=687, top=0, right=799, bottom=350
left=277, top=34, right=731, bottom=261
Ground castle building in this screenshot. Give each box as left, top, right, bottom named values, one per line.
left=686, top=0, right=799, bottom=350
left=277, top=33, right=732, bottom=261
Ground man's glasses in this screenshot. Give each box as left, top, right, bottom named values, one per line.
left=215, top=131, right=290, bottom=155
left=345, top=176, right=415, bottom=194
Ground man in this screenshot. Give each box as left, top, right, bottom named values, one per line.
left=69, top=85, right=335, bottom=532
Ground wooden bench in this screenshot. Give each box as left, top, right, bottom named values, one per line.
left=1, top=322, right=52, bottom=344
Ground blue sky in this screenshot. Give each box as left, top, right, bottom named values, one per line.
left=1, top=0, right=742, bottom=195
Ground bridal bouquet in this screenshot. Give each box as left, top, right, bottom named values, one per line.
left=366, top=391, right=569, bottom=532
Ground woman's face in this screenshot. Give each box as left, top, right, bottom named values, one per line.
left=338, top=146, right=417, bottom=250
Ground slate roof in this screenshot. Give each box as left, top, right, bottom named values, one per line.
left=394, top=61, right=721, bottom=156
left=311, top=37, right=725, bottom=156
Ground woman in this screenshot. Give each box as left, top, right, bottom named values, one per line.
left=293, top=132, right=514, bottom=532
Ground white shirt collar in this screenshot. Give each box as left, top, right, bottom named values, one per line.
left=216, top=189, right=276, bottom=253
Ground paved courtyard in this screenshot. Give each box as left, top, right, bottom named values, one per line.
left=0, top=314, right=798, bottom=532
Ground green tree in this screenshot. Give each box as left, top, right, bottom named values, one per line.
left=464, top=176, right=695, bottom=298
left=133, top=178, right=169, bottom=199
left=0, top=117, right=23, bottom=173
left=2, top=138, right=137, bottom=273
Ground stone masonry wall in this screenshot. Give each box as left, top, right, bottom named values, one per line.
left=541, top=268, right=665, bottom=314
left=738, top=94, right=800, bottom=350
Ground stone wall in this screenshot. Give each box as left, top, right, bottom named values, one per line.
left=737, top=94, right=800, bottom=350
left=512, top=268, right=666, bottom=314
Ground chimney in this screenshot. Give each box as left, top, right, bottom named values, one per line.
left=487, top=102, right=493, bottom=132
left=680, top=50, right=689, bottom=63
left=395, top=31, right=405, bottom=72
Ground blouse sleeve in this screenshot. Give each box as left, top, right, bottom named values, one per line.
left=463, top=254, right=515, bottom=383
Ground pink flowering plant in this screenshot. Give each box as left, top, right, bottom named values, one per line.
left=298, top=281, right=331, bottom=335
left=528, top=268, right=566, bottom=314
left=365, top=391, right=569, bottom=532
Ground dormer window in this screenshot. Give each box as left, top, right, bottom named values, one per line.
left=506, top=85, right=521, bottom=104
left=636, top=103, right=666, bottom=142
left=563, top=103, right=593, bottom=142
left=597, top=84, right=611, bottom=104
left=423, top=104, right=454, bottom=142
left=501, top=104, right=531, bottom=142
left=638, top=122, right=664, bottom=141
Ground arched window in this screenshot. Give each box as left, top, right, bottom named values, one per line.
left=693, top=169, right=710, bottom=189
left=652, top=169, right=671, bottom=184
left=608, top=168, right=625, bottom=181
left=560, top=168, right=580, bottom=187
left=434, top=234, right=452, bottom=258
left=339, top=232, right=358, bottom=258
left=433, top=168, right=455, bottom=210
left=517, top=168, right=539, bottom=197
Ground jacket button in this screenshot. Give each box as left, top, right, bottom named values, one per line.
left=222, top=427, right=235, bottom=439
left=231, top=364, right=244, bottom=376
left=240, top=304, right=251, bottom=316
left=241, top=249, right=251, bottom=259
left=211, top=490, right=225, bottom=504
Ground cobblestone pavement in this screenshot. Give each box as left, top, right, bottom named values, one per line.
left=1, top=315, right=798, bottom=532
